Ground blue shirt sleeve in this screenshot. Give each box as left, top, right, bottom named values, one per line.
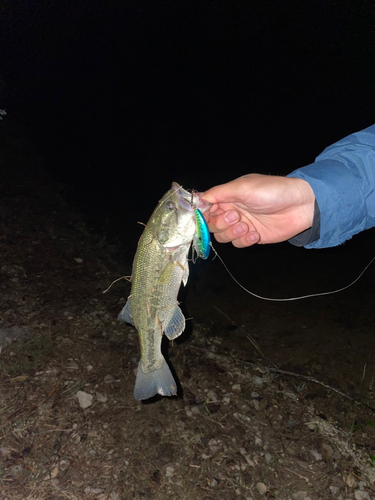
left=287, top=124, right=375, bottom=249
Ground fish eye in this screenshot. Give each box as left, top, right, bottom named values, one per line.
left=166, top=201, right=175, bottom=211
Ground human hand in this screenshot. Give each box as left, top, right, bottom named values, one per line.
left=202, top=174, right=315, bottom=248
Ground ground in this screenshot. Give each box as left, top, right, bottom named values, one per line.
left=1, top=125, right=375, bottom=500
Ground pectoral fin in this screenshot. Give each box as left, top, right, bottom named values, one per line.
left=117, top=298, right=134, bottom=325
left=163, top=305, right=185, bottom=340
left=181, top=260, right=189, bottom=286
left=158, top=261, right=175, bottom=285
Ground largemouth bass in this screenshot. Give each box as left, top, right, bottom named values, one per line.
left=118, top=182, right=211, bottom=400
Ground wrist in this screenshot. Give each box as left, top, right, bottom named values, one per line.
left=291, top=177, right=315, bottom=230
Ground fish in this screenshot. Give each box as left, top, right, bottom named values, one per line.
left=118, top=182, right=211, bottom=400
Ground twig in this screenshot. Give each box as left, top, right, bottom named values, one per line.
left=211, top=307, right=375, bottom=413
left=102, top=275, right=131, bottom=294
left=45, top=377, right=61, bottom=401
left=269, top=366, right=375, bottom=410
left=200, top=412, right=225, bottom=428
left=283, top=466, right=310, bottom=482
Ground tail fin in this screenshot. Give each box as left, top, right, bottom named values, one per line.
left=134, top=358, right=177, bottom=400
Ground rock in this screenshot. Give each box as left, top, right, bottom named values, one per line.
left=165, top=466, right=174, bottom=478
left=253, top=376, right=264, bottom=388
left=310, top=449, right=323, bottom=461
left=206, top=389, right=218, bottom=401
left=346, top=473, right=356, bottom=488
left=292, top=492, right=307, bottom=500
left=253, top=399, right=260, bottom=410
left=66, top=360, right=79, bottom=371
left=222, top=394, right=231, bottom=405
left=254, top=436, right=263, bottom=448
left=185, top=407, right=193, bottom=417
left=96, top=392, right=107, bottom=403
left=284, top=440, right=300, bottom=457
left=231, top=383, right=241, bottom=393
left=9, top=465, right=24, bottom=477
left=355, top=491, right=370, bottom=500
left=0, top=326, right=30, bottom=347
left=76, top=390, right=93, bottom=409
left=84, top=487, right=103, bottom=495
left=208, top=438, right=221, bottom=454
left=255, top=482, right=267, bottom=495
left=104, top=374, right=114, bottom=384
left=0, top=447, right=11, bottom=457
left=50, top=466, right=59, bottom=479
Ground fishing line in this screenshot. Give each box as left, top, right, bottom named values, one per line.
left=210, top=244, right=375, bottom=302
left=140, top=183, right=375, bottom=301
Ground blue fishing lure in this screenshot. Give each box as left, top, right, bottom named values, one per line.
left=193, top=208, right=211, bottom=259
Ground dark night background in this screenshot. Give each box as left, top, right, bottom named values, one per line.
left=1, top=1, right=374, bottom=273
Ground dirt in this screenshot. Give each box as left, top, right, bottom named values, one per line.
left=1, top=125, right=375, bottom=500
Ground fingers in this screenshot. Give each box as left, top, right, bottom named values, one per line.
left=213, top=220, right=248, bottom=242
left=231, top=231, right=261, bottom=248
left=208, top=209, right=239, bottom=230
left=215, top=231, right=260, bottom=248
left=203, top=176, right=267, bottom=248
left=208, top=210, right=260, bottom=247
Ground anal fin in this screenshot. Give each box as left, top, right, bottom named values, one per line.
left=163, top=305, right=185, bottom=340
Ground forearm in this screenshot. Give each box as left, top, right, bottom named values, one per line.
left=287, top=124, right=375, bottom=249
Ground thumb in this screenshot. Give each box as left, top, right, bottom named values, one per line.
left=203, top=180, right=239, bottom=205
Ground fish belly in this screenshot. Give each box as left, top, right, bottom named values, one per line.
left=129, top=233, right=189, bottom=399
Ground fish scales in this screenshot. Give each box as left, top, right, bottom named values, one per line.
left=131, top=227, right=189, bottom=371
left=118, top=182, right=211, bottom=400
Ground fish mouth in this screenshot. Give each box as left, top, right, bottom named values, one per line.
left=164, top=245, right=181, bottom=252
left=171, top=182, right=212, bottom=213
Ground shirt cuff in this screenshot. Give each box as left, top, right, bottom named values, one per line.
left=288, top=200, right=321, bottom=247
